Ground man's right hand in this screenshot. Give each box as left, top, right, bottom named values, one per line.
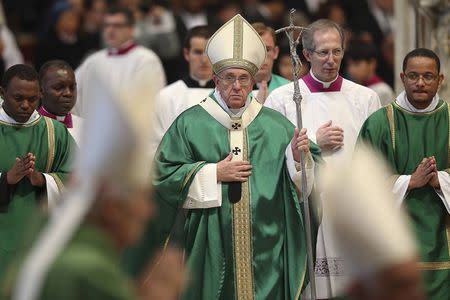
left=6, top=153, right=35, bottom=185
left=217, top=153, right=252, bottom=182
left=408, top=157, right=436, bottom=190
left=316, top=120, right=344, bottom=152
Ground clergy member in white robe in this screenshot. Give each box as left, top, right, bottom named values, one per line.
left=150, top=26, right=214, bottom=158
left=73, top=6, right=166, bottom=117
left=265, top=19, right=381, bottom=299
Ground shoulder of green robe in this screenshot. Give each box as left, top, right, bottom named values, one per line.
left=260, top=106, right=294, bottom=130
left=272, top=73, right=291, bottom=85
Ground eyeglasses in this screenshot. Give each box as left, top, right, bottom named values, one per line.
left=405, top=72, right=438, bottom=85
left=103, top=22, right=130, bottom=29
left=216, top=74, right=252, bottom=87
left=309, top=48, right=343, bottom=58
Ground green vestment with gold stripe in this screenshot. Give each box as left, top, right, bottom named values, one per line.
left=138, top=96, right=320, bottom=300
left=0, top=116, right=73, bottom=275
left=358, top=100, right=450, bottom=300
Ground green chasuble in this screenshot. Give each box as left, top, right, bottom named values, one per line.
left=126, top=96, right=321, bottom=300
left=268, top=74, right=290, bottom=94
left=0, top=115, right=73, bottom=274
left=358, top=100, right=450, bottom=299
left=38, top=224, right=138, bottom=300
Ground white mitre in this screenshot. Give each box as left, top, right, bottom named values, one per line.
left=320, top=144, right=418, bottom=280
left=206, top=14, right=266, bottom=76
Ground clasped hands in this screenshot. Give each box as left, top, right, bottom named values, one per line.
left=6, top=153, right=45, bottom=187
left=408, top=156, right=440, bottom=190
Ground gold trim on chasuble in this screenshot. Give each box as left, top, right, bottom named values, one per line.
left=389, top=102, right=450, bottom=270
left=199, top=97, right=262, bottom=300
left=44, top=117, right=55, bottom=173
left=385, top=104, right=395, bottom=152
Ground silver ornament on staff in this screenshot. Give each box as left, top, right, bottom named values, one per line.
left=276, top=9, right=316, bottom=300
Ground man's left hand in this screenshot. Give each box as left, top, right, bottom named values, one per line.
left=291, top=128, right=309, bottom=162
left=26, top=153, right=45, bottom=187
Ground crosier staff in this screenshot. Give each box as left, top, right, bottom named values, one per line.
left=276, top=9, right=316, bottom=300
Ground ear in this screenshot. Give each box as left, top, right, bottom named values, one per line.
left=212, top=74, right=219, bottom=86
left=303, top=48, right=311, bottom=63
left=400, top=72, right=405, bottom=83
left=273, top=46, right=279, bottom=60
left=0, top=87, right=5, bottom=99
left=438, top=73, right=444, bottom=89
left=183, top=48, right=190, bottom=62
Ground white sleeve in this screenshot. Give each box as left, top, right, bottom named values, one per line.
left=392, top=175, right=410, bottom=207
left=292, top=153, right=315, bottom=198
left=1, top=27, right=24, bottom=68
left=183, top=164, right=222, bottom=209
left=43, top=174, right=61, bottom=210
left=264, top=91, right=286, bottom=116
left=285, top=144, right=315, bottom=198
left=72, top=64, right=85, bottom=116
left=149, top=92, right=171, bottom=159
left=435, top=171, right=450, bottom=214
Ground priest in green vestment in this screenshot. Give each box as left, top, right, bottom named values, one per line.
left=0, top=64, right=73, bottom=275
left=126, top=15, right=321, bottom=300
left=358, top=48, right=450, bottom=299
left=3, top=67, right=186, bottom=300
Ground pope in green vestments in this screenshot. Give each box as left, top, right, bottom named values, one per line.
left=358, top=99, right=450, bottom=299
left=153, top=94, right=320, bottom=300
left=125, top=14, right=320, bottom=300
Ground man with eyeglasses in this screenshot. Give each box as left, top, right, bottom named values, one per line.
left=251, top=22, right=290, bottom=104
left=265, top=19, right=381, bottom=299
left=358, top=48, right=448, bottom=299
left=127, top=14, right=321, bottom=300
left=150, top=25, right=214, bottom=158
left=72, top=6, right=166, bottom=117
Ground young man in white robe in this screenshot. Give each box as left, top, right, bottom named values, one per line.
left=150, top=25, right=214, bottom=158
left=72, top=6, right=166, bottom=117
left=265, top=19, right=381, bottom=299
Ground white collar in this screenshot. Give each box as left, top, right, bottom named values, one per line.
left=0, top=107, right=40, bottom=125
left=310, top=70, right=339, bottom=88
left=214, top=88, right=251, bottom=118
left=395, top=90, right=440, bottom=113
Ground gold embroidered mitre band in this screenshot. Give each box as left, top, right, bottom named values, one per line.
left=206, top=14, right=267, bottom=77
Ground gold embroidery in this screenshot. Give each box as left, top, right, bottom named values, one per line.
left=44, top=117, right=55, bottom=173
left=393, top=99, right=447, bottom=116
left=181, top=161, right=206, bottom=190
left=0, top=116, right=41, bottom=127
left=213, top=59, right=259, bottom=77
left=233, top=15, right=243, bottom=59
left=418, top=261, right=450, bottom=270
left=447, top=103, right=450, bottom=172
left=232, top=130, right=254, bottom=300
left=49, top=173, right=64, bottom=192
left=385, top=104, right=395, bottom=153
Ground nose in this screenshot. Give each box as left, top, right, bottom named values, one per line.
left=20, top=100, right=30, bottom=110
left=232, top=79, right=242, bottom=89
left=63, top=86, right=73, bottom=96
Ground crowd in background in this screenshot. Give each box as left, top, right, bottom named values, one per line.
left=1, top=0, right=395, bottom=87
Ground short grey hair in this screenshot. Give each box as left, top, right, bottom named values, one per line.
left=302, top=19, right=346, bottom=51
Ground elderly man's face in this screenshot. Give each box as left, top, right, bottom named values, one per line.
left=213, top=68, right=255, bottom=109
left=303, top=28, right=344, bottom=82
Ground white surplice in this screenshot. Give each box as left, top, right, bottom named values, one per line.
left=265, top=71, right=381, bottom=298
